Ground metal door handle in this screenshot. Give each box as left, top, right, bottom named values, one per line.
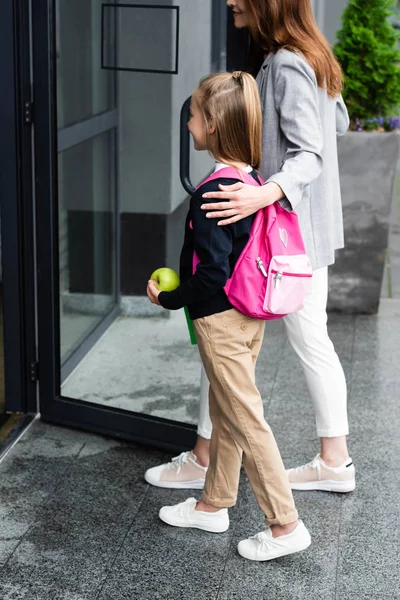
left=180, top=96, right=195, bottom=195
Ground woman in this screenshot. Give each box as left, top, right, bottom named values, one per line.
left=145, top=0, right=355, bottom=494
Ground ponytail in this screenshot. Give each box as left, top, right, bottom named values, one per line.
left=196, top=71, right=262, bottom=170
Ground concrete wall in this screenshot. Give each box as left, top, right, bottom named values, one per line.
left=312, top=0, right=348, bottom=44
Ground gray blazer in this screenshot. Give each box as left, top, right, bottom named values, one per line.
left=256, top=49, right=349, bottom=269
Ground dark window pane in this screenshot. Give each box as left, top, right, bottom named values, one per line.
left=56, top=0, right=116, bottom=128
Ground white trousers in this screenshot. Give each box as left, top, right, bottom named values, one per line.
left=197, top=267, right=349, bottom=440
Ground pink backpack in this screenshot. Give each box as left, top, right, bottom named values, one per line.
left=194, top=167, right=312, bottom=320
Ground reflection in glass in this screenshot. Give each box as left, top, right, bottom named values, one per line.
left=56, top=0, right=116, bottom=128
left=58, top=131, right=116, bottom=364
left=103, top=5, right=179, bottom=73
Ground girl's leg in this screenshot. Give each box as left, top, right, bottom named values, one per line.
left=195, top=310, right=298, bottom=527
left=159, top=309, right=311, bottom=560
left=196, top=385, right=243, bottom=512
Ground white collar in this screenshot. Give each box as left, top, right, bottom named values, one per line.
left=214, top=162, right=253, bottom=173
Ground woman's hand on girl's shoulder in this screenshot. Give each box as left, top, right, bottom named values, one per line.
left=201, top=182, right=283, bottom=226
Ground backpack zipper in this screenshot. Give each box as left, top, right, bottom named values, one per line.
left=271, top=269, right=312, bottom=278
left=256, top=257, right=268, bottom=278
left=271, top=269, right=312, bottom=290
left=274, top=271, right=283, bottom=290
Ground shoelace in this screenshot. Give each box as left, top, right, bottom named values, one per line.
left=292, top=454, right=320, bottom=473
left=166, top=451, right=191, bottom=474
left=254, top=531, right=271, bottom=544
left=252, top=530, right=281, bottom=553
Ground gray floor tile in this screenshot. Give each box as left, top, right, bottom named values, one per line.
left=0, top=424, right=167, bottom=600
left=96, top=485, right=239, bottom=600
left=0, top=540, right=20, bottom=567
left=335, top=496, right=400, bottom=600
left=215, top=479, right=341, bottom=600
left=0, top=421, right=87, bottom=581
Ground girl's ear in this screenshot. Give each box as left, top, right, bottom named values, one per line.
left=209, top=120, right=216, bottom=135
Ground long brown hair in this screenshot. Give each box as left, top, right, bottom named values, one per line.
left=196, top=71, right=262, bottom=169
left=246, top=0, right=343, bottom=98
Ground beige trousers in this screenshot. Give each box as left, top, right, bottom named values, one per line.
left=193, top=309, right=298, bottom=526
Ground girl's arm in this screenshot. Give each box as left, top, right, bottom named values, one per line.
left=157, top=189, right=234, bottom=310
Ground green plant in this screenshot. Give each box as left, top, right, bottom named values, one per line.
left=334, top=0, right=400, bottom=127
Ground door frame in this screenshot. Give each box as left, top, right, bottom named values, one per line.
left=32, top=0, right=201, bottom=450
left=31, top=1, right=243, bottom=451
left=0, top=0, right=37, bottom=418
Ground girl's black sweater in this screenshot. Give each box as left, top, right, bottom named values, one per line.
left=159, top=172, right=259, bottom=320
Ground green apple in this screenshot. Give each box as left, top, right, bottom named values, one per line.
left=150, top=267, right=180, bottom=291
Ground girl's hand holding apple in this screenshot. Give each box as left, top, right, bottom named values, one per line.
left=147, top=280, right=162, bottom=305
left=146, top=267, right=180, bottom=306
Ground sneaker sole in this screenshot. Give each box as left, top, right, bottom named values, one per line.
left=145, top=472, right=205, bottom=489
left=290, top=479, right=356, bottom=493
left=238, top=537, right=311, bottom=562
left=159, top=510, right=229, bottom=533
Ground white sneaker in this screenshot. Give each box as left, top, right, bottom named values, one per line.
left=145, top=451, right=207, bottom=489
left=287, top=454, right=356, bottom=493
left=159, top=497, right=229, bottom=533
left=238, top=521, right=311, bottom=561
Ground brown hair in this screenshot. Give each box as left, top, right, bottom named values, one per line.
left=195, top=71, right=262, bottom=170
left=246, top=0, right=343, bottom=98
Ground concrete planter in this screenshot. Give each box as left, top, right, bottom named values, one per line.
left=327, top=131, right=400, bottom=313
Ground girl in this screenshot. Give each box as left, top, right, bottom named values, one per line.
left=146, top=0, right=355, bottom=495
left=147, top=72, right=311, bottom=561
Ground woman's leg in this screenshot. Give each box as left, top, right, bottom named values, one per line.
left=283, top=267, right=354, bottom=491
left=193, top=364, right=212, bottom=467
left=283, top=267, right=349, bottom=449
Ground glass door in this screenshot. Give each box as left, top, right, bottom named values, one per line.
left=56, top=0, right=118, bottom=379
left=33, top=0, right=227, bottom=448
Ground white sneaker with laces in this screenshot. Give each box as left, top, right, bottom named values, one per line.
left=144, top=451, right=207, bottom=489
left=287, top=454, right=356, bottom=492
left=238, top=521, right=311, bottom=561
left=159, top=497, right=229, bottom=533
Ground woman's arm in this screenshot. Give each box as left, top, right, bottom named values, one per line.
left=265, top=51, right=323, bottom=211
left=336, top=94, right=350, bottom=136
left=201, top=180, right=284, bottom=226
left=201, top=51, right=324, bottom=224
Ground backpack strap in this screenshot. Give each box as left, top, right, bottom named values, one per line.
left=196, top=167, right=264, bottom=191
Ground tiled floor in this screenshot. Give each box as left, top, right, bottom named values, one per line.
left=1, top=299, right=399, bottom=600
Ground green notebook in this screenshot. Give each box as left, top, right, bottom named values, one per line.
left=184, top=306, right=197, bottom=345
